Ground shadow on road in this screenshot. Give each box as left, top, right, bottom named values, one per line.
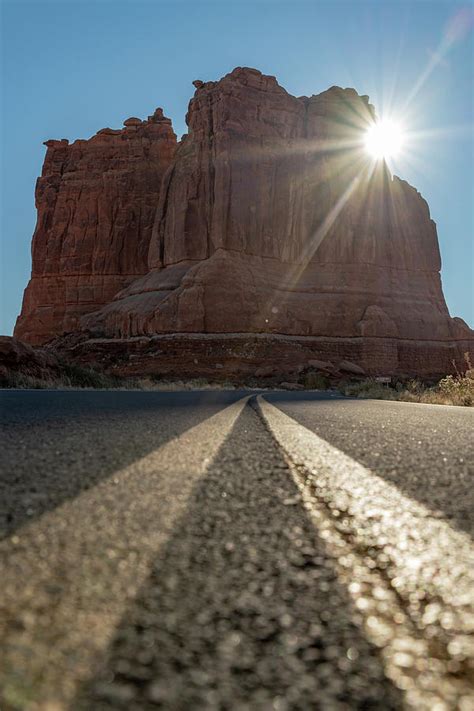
left=265, top=391, right=474, bottom=538
left=74, top=403, right=402, bottom=710
left=0, top=390, right=244, bottom=538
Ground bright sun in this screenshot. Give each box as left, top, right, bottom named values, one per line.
left=364, top=119, right=405, bottom=160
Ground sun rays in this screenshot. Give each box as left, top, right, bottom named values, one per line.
left=247, top=4, right=473, bottom=334
left=364, top=119, right=405, bottom=160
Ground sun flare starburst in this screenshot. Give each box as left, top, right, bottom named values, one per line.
left=364, top=119, right=405, bottom=160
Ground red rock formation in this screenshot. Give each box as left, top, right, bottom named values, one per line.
left=15, top=67, right=473, bottom=375
left=85, top=69, right=470, bottom=348
left=14, top=109, right=176, bottom=344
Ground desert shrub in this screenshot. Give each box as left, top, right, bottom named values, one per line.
left=61, top=363, right=122, bottom=389
left=134, top=377, right=234, bottom=391
left=343, top=379, right=396, bottom=400
left=189, top=377, right=213, bottom=389
left=1, top=368, right=239, bottom=391
left=220, top=380, right=237, bottom=390
left=148, top=374, right=163, bottom=383
left=342, top=368, right=473, bottom=407
left=405, top=379, right=422, bottom=394
left=437, top=373, right=474, bottom=406
left=1, top=372, right=56, bottom=389
left=301, top=371, right=329, bottom=389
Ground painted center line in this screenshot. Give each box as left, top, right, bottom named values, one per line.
left=0, top=396, right=249, bottom=709
left=257, top=395, right=474, bottom=710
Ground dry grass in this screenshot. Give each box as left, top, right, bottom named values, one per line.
left=3, top=353, right=474, bottom=403
left=1, top=367, right=239, bottom=391
left=2, top=365, right=123, bottom=390
left=134, top=377, right=237, bottom=391
left=343, top=355, right=474, bottom=407
left=300, top=371, right=330, bottom=390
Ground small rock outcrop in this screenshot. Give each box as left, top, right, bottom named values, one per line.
left=14, top=67, right=473, bottom=376
left=0, top=336, right=61, bottom=385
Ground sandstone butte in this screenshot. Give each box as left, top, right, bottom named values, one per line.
left=14, top=67, right=474, bottom=379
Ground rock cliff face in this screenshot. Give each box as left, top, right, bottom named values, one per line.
left=15, top=67, right=473, bottom=376
left=14, top=109, right=176, bottom=344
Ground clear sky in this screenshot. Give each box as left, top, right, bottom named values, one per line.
left=1, top=0, right=473, bottom=335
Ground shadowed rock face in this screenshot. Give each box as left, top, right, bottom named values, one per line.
left=14, top=67, right=473, bottom=373
left=14, top=109, right=177, bottom=344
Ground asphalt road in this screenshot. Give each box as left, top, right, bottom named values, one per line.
left=0, top=390, right=473, bottom=710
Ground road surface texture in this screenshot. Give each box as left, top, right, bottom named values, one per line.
left=0, top=390, right=473, bottom=711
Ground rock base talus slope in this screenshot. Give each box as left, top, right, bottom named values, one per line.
left=49, top=331, right=474, bottom=380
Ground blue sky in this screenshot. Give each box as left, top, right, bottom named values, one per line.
left=1, top=0, right=473, bottom=335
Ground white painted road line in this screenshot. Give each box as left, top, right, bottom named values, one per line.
left=0, top=396, right=249, bottom=708
left=257, top=395, right=474, bottom=710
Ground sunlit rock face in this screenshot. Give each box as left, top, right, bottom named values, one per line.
left=15, top=67, right=473, bottom=374
left=81, top=67, right=466, bottom=345
left=14, top=110, right=177, bottom=344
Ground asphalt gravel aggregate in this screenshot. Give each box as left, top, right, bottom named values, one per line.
left=1, top=390, right=472, bottom=710
left=267, top=393, right=474, bottom=536
left=76, top=403, right=402, bottom=710
left=0, top=390, right=243, bottom=538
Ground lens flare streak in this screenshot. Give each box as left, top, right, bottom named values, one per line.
left=364, top=120, right=405, bottom=160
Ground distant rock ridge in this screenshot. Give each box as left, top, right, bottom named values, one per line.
left=14, top=66, right=473, bottom=376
